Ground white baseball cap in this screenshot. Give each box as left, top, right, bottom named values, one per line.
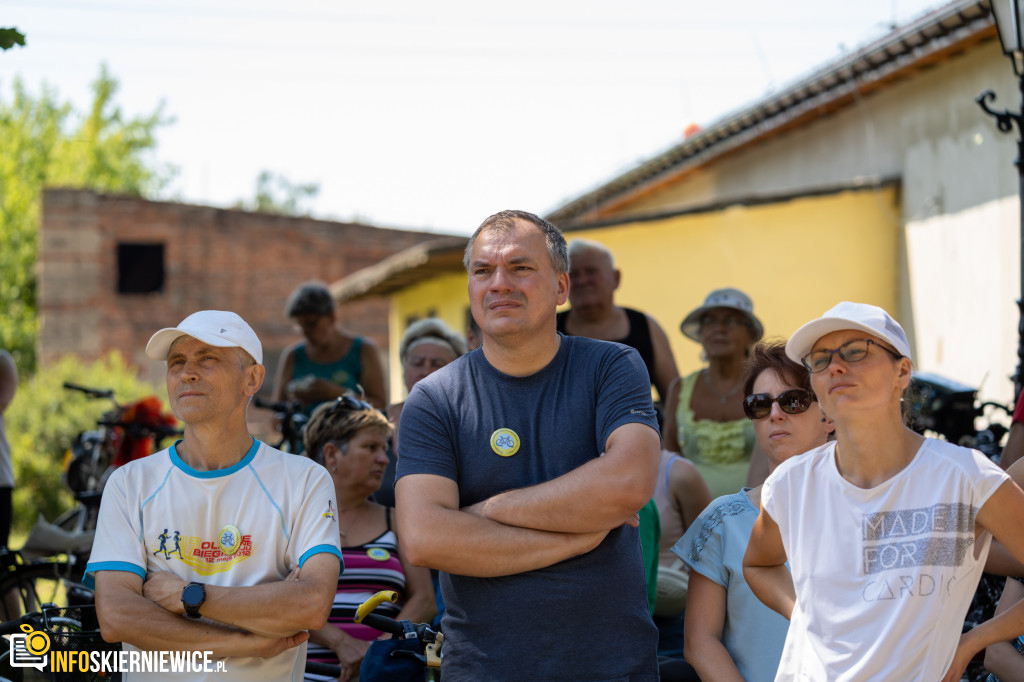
left=146, top=310, right=263, bottom=364
left=785, top=301, right=911, bottom=365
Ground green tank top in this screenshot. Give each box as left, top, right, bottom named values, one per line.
left=292, top=337, right=363, bottom=413
left=675, top=370, right=756, bottom=499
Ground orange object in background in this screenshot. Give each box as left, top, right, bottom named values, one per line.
left=111, top=396, right=178, bottom=468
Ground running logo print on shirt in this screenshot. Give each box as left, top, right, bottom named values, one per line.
left=150, top=527, right=254, bottom=576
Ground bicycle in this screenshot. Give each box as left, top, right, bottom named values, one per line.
left=0, top=549, right=93, bottom=624
left=252, top=396, right=308, bottom=454
left=58, top=383, right=180, bottom=533
left=350, top=590, right=442, bottom=682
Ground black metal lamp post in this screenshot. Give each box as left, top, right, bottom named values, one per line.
left=977, top=0, right=1024, bottom=403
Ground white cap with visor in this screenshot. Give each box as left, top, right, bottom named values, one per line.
left=145, top=310, right=263, bottom=365
left=785, top=301, right=911, bottom=366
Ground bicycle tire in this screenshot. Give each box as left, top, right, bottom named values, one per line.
left=0, top=562, right=78, bottom=621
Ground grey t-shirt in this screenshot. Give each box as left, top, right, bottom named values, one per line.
left=398, top=334, right=660, bottom=681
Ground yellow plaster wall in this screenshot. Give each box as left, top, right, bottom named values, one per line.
left=389, top=271, right=469, bottom=400
left=566, top=187, right=901, bottom=377
left=384, top=186, right=899, bottom=397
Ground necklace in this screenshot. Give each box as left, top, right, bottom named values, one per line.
left=338, top=504, right=367, bottom=538
left=703, top=368, right=743, bottom=404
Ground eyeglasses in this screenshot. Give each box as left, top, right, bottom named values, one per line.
left=801, top=338, right=903, bottom=374
left=742, top=389, right=816, bottom=420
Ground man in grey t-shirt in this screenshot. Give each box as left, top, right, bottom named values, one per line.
left=396, top=210, right=661, bottom=680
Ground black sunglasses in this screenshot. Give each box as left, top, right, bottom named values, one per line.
left=742, top=389, right=816, bottom=420
left=328, top=394, right=375, bottom=415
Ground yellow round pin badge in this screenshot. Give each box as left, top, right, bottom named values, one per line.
left=490, top=428, right=520, bottom=457
left=218, top=524, right=242, bottom=556
left=367, top=548, right=391, bottom=562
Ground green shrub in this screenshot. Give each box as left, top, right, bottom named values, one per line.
left=5, top=351, right=171, bottom=533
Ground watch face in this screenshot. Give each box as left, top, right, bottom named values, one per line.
left=183, top=583, right=204, bottom=606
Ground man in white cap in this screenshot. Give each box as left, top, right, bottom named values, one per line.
left=87, top=311, right=343, bottom=681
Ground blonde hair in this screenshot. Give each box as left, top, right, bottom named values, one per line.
left=303, top=399, right=393, bottom=464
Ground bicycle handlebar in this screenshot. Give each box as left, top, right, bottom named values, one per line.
left=0, top=611, right=44, bottom=636
left=62, top=382, right=115, bottom=400
left=360, top=612, right=409, bottom=638
left=353, top=591, right=444, bottom=668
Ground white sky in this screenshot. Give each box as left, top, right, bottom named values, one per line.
left=3, top=0, right=945, bottom=235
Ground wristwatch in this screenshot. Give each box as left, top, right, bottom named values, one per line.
left=181, top=581, right=206, bottom=619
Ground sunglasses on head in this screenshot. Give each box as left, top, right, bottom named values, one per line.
left=742, top=389, right=816, bottom=420
left=801, top=338, right=902, bottom=374
left=328, top=394, right=375, bottom=415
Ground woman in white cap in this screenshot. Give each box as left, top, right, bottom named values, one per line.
left=743, top=302, right=1024, bottom=681
left=663, top=288, right=767, bottom=499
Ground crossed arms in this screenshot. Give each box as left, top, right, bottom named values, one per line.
left=396, top=422, right=660, bottom=577
left=94, top=553, right=339, bottom=658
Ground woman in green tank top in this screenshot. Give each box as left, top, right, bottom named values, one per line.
left=271, top=282, right=388, bottom=414
left=662, top=288, right=768, bottom=499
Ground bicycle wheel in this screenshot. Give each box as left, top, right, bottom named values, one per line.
left=0, top=562, right=77, bottom=621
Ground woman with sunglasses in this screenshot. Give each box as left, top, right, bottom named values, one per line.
left=744, top=302, right=1024, bottom=681
left=672, top=340, right=832, bottom=682
left=302, top=396, right=435, bottom=682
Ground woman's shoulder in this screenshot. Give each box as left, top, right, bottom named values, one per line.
left=914, top=437, right=1006, bottom=480
left=676, top=491, right=754, bottom=561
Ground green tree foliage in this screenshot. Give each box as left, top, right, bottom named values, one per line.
left=234, top=170, right=320, bottom=216
left=0, top=65, right=175, bottom=376
left=0, top=28, right=25, bottom=51
left=5, top=351, right=172, bottom=534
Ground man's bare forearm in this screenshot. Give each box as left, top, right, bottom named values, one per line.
left=143, top=555, right=339, bottom=637
left=401, top=506, right=606, bottom=576
left=97, top=575, right=306, bottom=658
left=473, top=425, right=659, bottom=533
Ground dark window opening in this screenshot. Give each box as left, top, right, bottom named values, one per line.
left=117, top=243, right=165, bottom=294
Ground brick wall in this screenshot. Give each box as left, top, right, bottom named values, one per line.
left=39, top=189, right=446, bottom=392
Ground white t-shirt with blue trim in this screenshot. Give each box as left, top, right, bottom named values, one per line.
left=86, top=439, right=343, bottom=681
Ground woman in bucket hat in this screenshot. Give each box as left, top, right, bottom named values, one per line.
left=662, top=288, right=767, bottom=500
left=743, top=302, right=1024, bottom=681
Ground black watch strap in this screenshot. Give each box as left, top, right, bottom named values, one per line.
left=181, top=581, right=206, bottom=619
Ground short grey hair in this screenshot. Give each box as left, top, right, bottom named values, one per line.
left=463, top=210, right=568, bottom=276
left=285, top=281, right=335, bottom=318
left=399, top=318, right=468, bottom=363
left=567, top=238, right=615, bottom=269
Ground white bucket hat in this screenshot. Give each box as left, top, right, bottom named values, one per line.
left=679, top=288, right=764, bottom=342
left=145, top=310, right=263, bottom=365
left=785, top=301, right=911, bottom=366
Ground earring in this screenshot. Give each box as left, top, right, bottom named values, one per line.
left=821, top=417, right=827, bottom=423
